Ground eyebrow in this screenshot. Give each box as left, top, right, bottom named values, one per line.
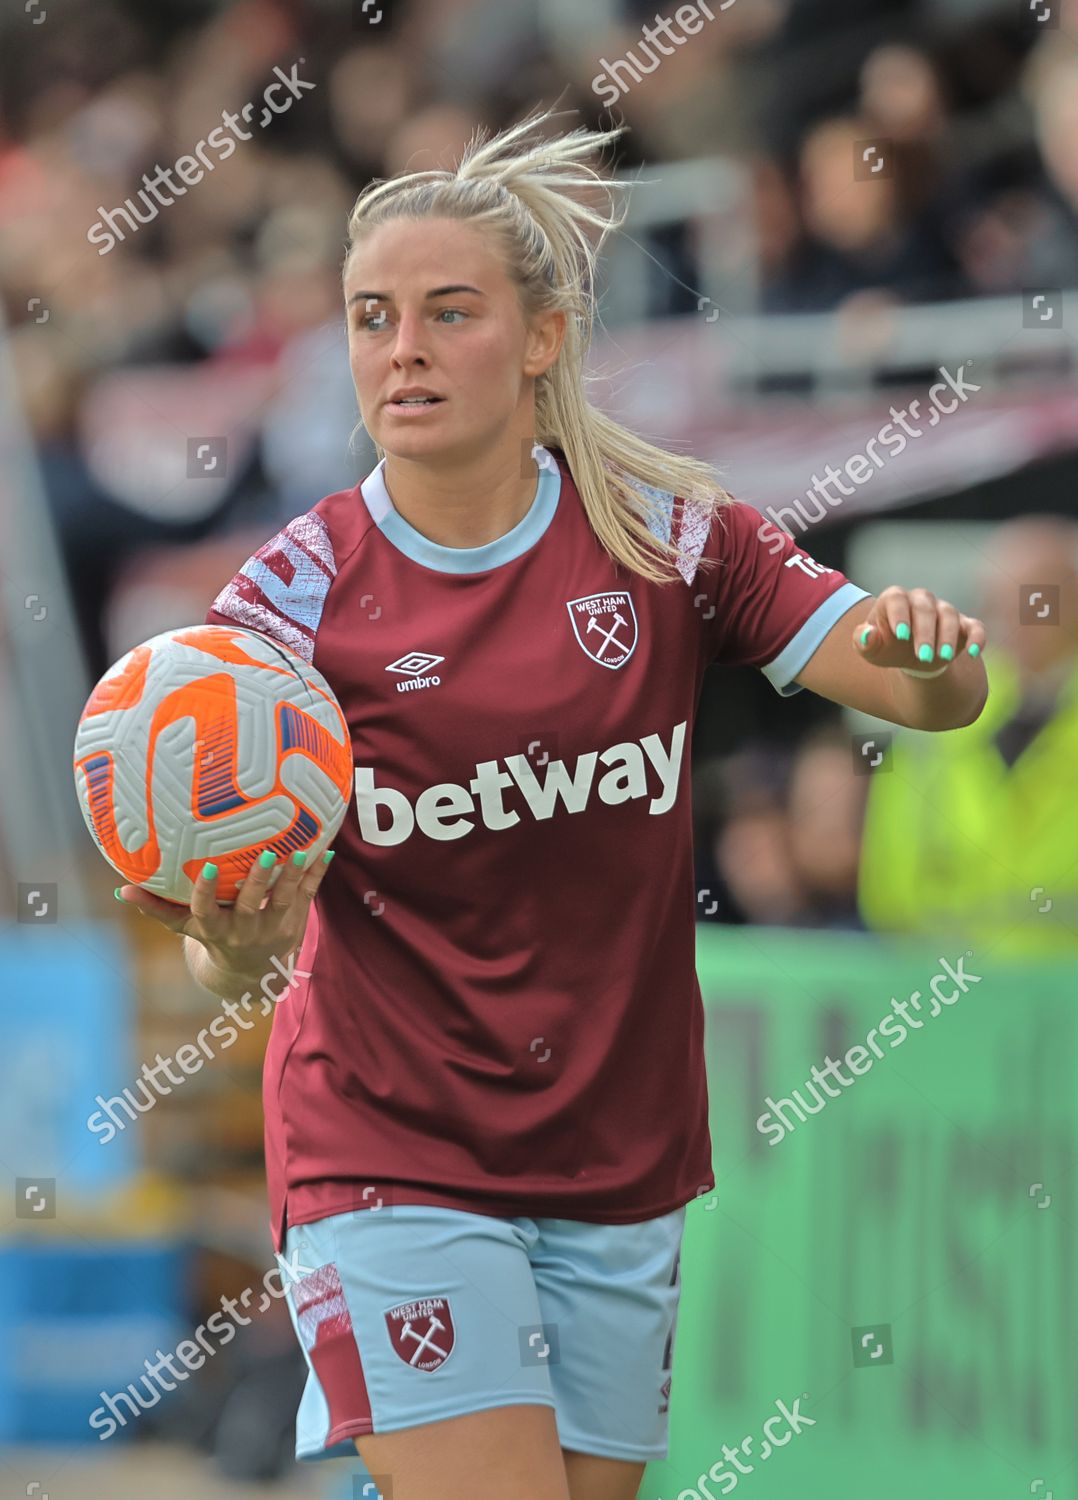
left=347, top=285, right=487, bottom=307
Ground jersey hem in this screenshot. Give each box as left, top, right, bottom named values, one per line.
left=279, top=1178, right=713, bottom=1244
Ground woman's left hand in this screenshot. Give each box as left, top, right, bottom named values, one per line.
left=852, top=585, right=986, bottom=670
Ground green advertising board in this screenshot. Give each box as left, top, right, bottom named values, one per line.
left=642, top=925, right=1074, bottom=1500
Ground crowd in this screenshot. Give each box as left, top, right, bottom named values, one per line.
left=2, top=0, right=1075, bottom=352
left=750, top=2, right=1078, bottom=309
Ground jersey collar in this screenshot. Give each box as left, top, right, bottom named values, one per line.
left=360, top=444, right=562, bottom=574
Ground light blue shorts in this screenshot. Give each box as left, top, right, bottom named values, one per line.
left=276, top=1201, right=687, bottom=1464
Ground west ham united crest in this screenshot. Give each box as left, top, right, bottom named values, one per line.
left=566, top=592, right=638, bottom=670
left=384, top=1295, right=456, bottom=1371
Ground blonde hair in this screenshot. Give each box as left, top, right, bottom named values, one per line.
left=344, top=106, right=731, bottom=586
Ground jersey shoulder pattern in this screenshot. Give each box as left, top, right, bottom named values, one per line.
left=637, top=480, right=713, bottom=586
left=208, top=511, right=337, bottom=664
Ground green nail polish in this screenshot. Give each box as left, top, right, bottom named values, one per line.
left=896, top=623, right=911, bottom=641
left=114, top=887, right=125, bottom=901
left=201, top=861, right=218, bottom=881
left=322, top=850, right=335, bottom=865
left=259, top=849, right=277, bottom=868
left=859, top=626, right=872, bottom=646
left=292, top=850, right=308, bottom=868
left=917, top=644, right=934, bottom=662
left=968, top=642, right=981, bottom=657
left=939, top=644, right=954, bottom=661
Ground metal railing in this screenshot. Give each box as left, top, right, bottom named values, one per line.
left=0, top=299, right=93, bottom=915
left=599, top=155, right=759, bottom=324
left=716, top=292, right=1078, bottom=397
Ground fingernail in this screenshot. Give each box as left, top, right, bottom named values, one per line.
left=939, top=644, right=954, bottom=661
left=114, top=887, right=126, bottom=902
left=201, top=861, right=218, bottom=881
left=917, top=644, right=934, bottom=663
left=322, top=850, right=335, bottom=865
left=292, top=851, right=308, bottom=868
left=259, top=849, right=277, bottom=868
left=968, top=642, right=981, bottom=657
left=896, top=623, right=911, bottom=641
left=859, top=625, right=873, bottom=646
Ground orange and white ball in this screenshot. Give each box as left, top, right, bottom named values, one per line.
left=73, top=625, right=352, bottom=904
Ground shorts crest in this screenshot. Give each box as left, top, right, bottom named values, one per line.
left=384, top=1295, right=456, bottom=1371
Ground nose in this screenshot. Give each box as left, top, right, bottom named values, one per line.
left=390, top=308, right=429, bottom=370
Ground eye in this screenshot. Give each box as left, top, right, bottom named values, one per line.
left=359, top=309, right=389, bottom=332
left=436, top=308, right=467, bottom=323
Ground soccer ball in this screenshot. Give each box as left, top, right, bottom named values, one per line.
left=73, top=624, right=353, bottom=904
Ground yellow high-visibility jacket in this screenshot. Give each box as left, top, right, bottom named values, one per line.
left=857, top=654, right=1078, bottom=956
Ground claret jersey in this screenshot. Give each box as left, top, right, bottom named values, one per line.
left=205, top=445, right=869, bottom=1251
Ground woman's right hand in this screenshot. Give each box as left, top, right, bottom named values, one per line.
left=116, top=847, right=336, bottom=982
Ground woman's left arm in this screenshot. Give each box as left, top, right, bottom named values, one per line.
left=795, top=587, right=989, bottom=731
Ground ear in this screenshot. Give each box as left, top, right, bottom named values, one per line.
left=522, top=308, right=566, bottom=379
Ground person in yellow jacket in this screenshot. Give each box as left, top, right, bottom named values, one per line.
left=859, top=515, right=1078, bottom=957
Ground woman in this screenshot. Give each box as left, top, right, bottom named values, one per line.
left=119, top=108, right=988, bottom=1500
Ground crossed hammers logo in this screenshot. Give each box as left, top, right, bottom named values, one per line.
left=400, top=1314, right=450, bottom=1365
left=586, top=611, right=630, bottom=658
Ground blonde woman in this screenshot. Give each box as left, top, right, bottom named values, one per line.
left=123, top=107, right=988, bottom=1500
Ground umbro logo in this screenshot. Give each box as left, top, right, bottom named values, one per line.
left=386, top=651, right=444, bottom=693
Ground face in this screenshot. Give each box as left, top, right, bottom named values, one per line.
left=343, top=217, right=564, bottom=464
left=1040, top=78, right=1078, bottom=210
left=801, top=122, right=896, bottom=250
left=787, top=745, right=864, bottom=898
left=979, top=529, right=1078, bottom=676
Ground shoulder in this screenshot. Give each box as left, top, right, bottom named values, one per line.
left=205, top=484, right=376, bottom=662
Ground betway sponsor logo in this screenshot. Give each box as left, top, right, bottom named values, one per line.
left=354, top=720, right=687, bottom=845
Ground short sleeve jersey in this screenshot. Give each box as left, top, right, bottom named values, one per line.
left=204, top=446, right=869, bottom=1251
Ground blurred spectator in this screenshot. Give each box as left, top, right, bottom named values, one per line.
left=327, top=43, right=418, bottom=179
left=762, top=113, right=964, bottom=312
left=858, top=516, right=1078, bottom=955
left=704, top=743, right=803, bottom=927
left=383, top=101, right=489, bottom=177
left=859, top=42, right=949, bottom=214
left=785, top=723, right=867, bottom=930
left=946, top=38, right=1078, bottom=296
left=1021, top=45, right=1078, bottom=288
left=696, top=728, right=865, bottom=930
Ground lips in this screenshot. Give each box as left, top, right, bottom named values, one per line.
left=384, top=394, right=446, bottom=416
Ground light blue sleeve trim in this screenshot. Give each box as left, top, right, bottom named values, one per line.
left=760, top=582, right=872, bottom=696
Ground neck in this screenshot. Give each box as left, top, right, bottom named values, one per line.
left=381, top=437, right=545, bottom=549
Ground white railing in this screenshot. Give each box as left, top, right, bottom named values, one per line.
left=715, top=293, right=1078, bottom=396
left=598, top=155, right=759, bottom=323
left=0, top=299, right=94, bottom=909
